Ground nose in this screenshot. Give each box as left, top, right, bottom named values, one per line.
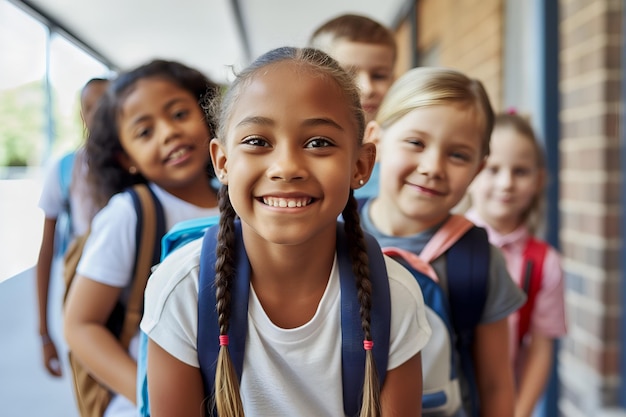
left=495, top=170, right=513, bottom=189
left=159, top=118, right=182, bottom=144
left=267, top=144, right=307, bottom=182
left=416, top=148, right=444, bottom=179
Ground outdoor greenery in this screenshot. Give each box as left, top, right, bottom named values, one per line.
left=0, top=80, right=83, bottom=167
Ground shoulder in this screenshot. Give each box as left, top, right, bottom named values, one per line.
left=145, top=238, right=203, bottom=307
left=383, top=255, right=432, bottom=369
left=384, top=255, right=423, bottom=299
left=143, top=238, right=203, bottom=328
left=93, top=190, right=137, bottom=225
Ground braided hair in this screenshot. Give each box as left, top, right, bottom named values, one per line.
left=207, top=46, right=380, bottom=417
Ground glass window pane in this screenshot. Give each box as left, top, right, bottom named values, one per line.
left=0, top=0, right=47, bottom=167
left=49, top=33, right=110, bottom=156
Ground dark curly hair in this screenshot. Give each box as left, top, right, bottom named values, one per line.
left=86, top=59, right=221, bottom=209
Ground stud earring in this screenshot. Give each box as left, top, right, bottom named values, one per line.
left=359, top=179, right=364, bottom=185
left=129, top=166, right=137, bottom=175
left=219, top=172, right=225, bottom=179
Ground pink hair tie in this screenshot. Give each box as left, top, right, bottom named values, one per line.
left=506, top=106, right=517, bottom=115
left=219, top=335, right=229, bottom=346
left=363, top=340, right=374, bottom=351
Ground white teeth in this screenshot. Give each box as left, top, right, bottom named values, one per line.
left=263, top=197, right=310, bottom=207
left=169, top=148, right=188, bottom=160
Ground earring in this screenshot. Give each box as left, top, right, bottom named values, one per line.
left=129, top=166, right=137, bottom=175
left=359, top=179, right=364, bottom=186
left=219, top=172, right=225, bottom=179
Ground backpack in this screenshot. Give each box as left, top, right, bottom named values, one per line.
left=137, top=219, right=391, bottom=417
left=64, top=184, right=165, bottom=417
left=516, top=237, right=549, bottom=346
left=381, top=214, right=489, bottom=417
left=54, top=151, right=76, bottom=256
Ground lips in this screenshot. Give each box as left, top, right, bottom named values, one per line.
left=414, top=184, right=445, bottom=196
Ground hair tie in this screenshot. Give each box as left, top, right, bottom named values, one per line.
left=363, top=340, right=374, bottom=351
left=219, top=335, right=229, bottom=346
left=506, top=106, right=517, bottom=115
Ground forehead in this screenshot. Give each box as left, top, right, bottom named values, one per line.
left=120, top=78, right=191, bottom=113
left=490, top=126, right=538, bottom=159
left=329, top=40, right=395, bottom=72
left=81, top=82, right=108, bottom=106
left=228, top=62, right=357, bottom=133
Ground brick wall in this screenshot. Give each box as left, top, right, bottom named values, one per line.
left=416, top=0, right=503, bottom=111
left=408, top=0, right=625, bottom=415
left=558, top=0, right=623, bottom=415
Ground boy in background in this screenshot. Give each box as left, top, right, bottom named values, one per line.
left=309, top=14, right=397, bottom=198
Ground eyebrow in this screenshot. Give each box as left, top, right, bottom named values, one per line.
left=126, top=97, right=188, bottom=126
left=236, top=116, right=344, bottom=131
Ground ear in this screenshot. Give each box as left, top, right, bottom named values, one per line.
left=363, top=121, right=383, bottom=162
left=116, top=151, right=136, bottom=172
left=351, top=141, right=376, bottom=189
left=210, top=138, right=228, bottom=185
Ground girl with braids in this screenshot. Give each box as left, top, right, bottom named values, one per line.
left=64, top=59, right=220, bottom=417
left=140, top=47, right=431, bottom=417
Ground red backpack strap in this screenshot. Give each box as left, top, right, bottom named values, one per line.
left=517, top=237, right=549, bottom=345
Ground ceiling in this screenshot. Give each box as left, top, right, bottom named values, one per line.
left=15, top=0, right=411, bottom=84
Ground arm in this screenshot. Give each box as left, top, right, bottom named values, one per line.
left=36, top=217, right=61, bottom=377
left=64, top=275, right=137, bottom=403
left=473, top=318, right=515, bottom=417
left=514, top=334, right=554, bottom=417
left=381, top=352, right=422, bottom=417
left=147, top=339, right=206, bottom=417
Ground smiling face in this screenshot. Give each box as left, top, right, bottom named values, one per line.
left=369, top=104, right=485, bottom=235
left=117, top=77, right=212, bottom=196
left=211, top=61, right=372, bottom=247
left=469, top=125, right=544, bottom=234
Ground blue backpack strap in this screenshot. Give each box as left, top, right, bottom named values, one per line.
left=197, top=220, right=250, bottom=411
left=446, top=225, right=489, bottom=416
left=161, top=215, right=220, bottom=258
left=336, top=223, right=391, bottom=417
left=59, top=151, right=76, bottom=204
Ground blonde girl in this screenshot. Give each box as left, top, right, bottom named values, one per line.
left=361, top=67, right=527, bottom=416
left=467, top=112, right=567, bottom=417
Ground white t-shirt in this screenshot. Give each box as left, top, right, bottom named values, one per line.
left=38, top=148, right=96, bottom=237
left=76, top=183, right=219, bottom=417
left=141, top=237, right=432, bottom=416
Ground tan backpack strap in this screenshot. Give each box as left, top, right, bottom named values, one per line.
left=419, top=214, right=475, bottom=263
left=119, top=184, right=157, bottom=349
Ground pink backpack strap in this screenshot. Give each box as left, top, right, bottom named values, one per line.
left=382, top=247, right=439, bottom=282
left=419, top=215, right=475, bottom=263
